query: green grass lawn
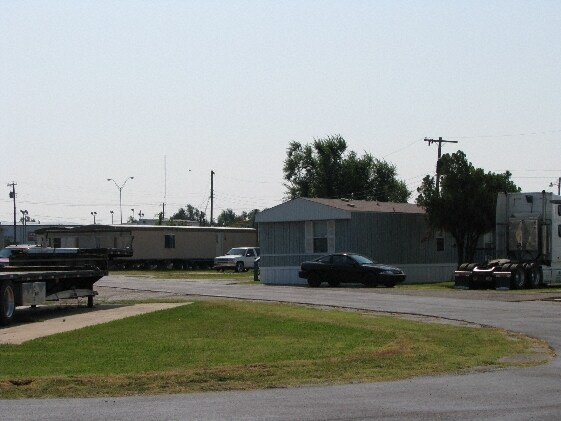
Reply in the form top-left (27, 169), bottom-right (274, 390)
top-left (0, 300), bottom-right (549, 399)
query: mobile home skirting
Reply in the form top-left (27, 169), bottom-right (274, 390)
top-left (260, 263), bottom-right (456, 285)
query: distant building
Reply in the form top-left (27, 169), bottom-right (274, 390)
top-left (0, 224), bottom-right (77, 246)
top-left (255, 197), bottom-right (457, 284)
top-left (136, 219), bottom-right (200, 226)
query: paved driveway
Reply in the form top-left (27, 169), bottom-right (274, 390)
top-left (2, 275), bottom-right (561, 420)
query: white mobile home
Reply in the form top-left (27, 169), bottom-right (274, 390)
top-left (35, 225), bottom-right (257, 269)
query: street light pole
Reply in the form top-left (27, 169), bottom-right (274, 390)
top-left (550, 177), bottom-right (561, 196)
top-left (110, 210), bottom-right (114, 224)
top-left (8, 182), bottom-right (17, 244)
top-left (91, 211), bottom-right (97, 224)
top-left (20, 209), bottom-right (28, 243)
top-left (107, 177), bottom-right (134, 224)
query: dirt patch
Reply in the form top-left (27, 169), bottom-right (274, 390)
top-left (0, 303), bottom-right (189, 345)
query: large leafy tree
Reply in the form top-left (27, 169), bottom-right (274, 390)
top-left (217, 208), bottom-right (259, 228)
top-left (283, 135), bottom-right (410, 202)
top-left (416, 151), bottom-right (519, 264)
top-left (170, 204), bottom-right (208, 226)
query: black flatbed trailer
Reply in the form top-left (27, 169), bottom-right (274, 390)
top-left (0, 246), bottom-right (131, 326)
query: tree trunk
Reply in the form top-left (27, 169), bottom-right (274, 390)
top-left (465, 233), bottom-right (481, 263)
top-left (454, 235), bottom-right (465, 267)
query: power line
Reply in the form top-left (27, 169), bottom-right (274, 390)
top-left (447, 128), bottom-right (561, 139)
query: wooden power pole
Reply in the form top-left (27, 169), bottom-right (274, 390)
top-left (210, 170), bottom-right (215, 226)
top-left (424, 137), bottom-right (458, 193)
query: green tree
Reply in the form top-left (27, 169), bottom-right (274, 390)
top-left (217, 208), bottom-right (237, 226)
top-left (216, 208), bottom-right (260, 228)
top-left (283, 135), bottom-right (410, 202)
top-left (416, 151), bottom-right (519, 264)
top-left (170, 205), bottom-right (208, 226)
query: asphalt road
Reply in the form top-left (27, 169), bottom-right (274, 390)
top-left (3, 275), bottom-right (561, 420)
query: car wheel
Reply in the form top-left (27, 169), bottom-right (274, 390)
top-left (327, 280), bottom-right (340, 287)
top-left (235, 262), bottom-right (245, 273)
top-left (307, 274), bottom-right (321, 288)
top-left (0, 281), bottom-right (16, 326)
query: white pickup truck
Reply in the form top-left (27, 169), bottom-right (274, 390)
top-left (214, 247), bottom-right (260, 272)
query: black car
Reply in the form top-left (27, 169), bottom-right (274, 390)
top-left (299, 253), bottom-right (406, 288)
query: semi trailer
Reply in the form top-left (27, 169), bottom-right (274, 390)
top-left (0, 245), bottom-right (130, 325)
top-left (455, 191), bottom-right (561, 290)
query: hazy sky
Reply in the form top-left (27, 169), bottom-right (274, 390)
top-left (2, 1), bottom-right (560, 225)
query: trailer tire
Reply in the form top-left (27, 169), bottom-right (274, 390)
top-left (510, 266), bottom-right (526, 289)
top-left (0, 281), bottom-right (16, 326)
top-left (526, 265), bottom-right (542, 289)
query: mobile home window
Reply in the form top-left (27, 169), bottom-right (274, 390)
top-left (436, 237), bottom-right (445, 252)
top-left (53, 238), bottom-right (61, 248)
top-left (313, 221), bottom-right (328, 253)
top-left (558, 225), bottom-right (561, 238)
top-left (164, 234), bottom-right (176, 249)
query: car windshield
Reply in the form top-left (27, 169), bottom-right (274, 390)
top-left (350, 254), bottom-right (376, 265)
top-left (226, 248), bottom-right (245, 256)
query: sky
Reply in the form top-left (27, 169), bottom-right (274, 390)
top-left (1, 0), bottom-right (560, 226)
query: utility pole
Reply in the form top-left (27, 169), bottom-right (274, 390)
top-left (424, 137), bottom-right (458, 193)
top-left (7, 182), bottom-right (17, 244)
top-left (210, 170), bottom-right (215, 226)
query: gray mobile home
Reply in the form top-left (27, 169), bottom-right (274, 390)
top-left (255, 198), bottom-right (457, 284)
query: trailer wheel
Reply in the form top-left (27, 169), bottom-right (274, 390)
top-left (0, 281), bottom-right (16, 326)
top-left (526, 265), bottom-right (542, 289)
top-left (510, 266), bottom-right (526, 289)
top-left (526, 265), bottom-right (540, 288)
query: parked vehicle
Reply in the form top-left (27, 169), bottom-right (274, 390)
top-left (0, 245), bottom-right (130, 325)
top-left (214, 247), bottom-right (260, 272)
top-left (298, 253), bottom-right (406, 288)
top-left (455, 191), bottom-right (561, 289)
